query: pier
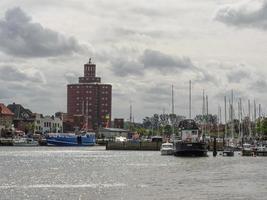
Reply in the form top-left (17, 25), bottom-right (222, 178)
top-left (106, 141), bottom-right (162, 151)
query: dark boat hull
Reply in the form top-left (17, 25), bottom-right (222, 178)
top-left (223, 151), bottom-right (234, 156)
top-left (174, 142), bottom-right (208, 157)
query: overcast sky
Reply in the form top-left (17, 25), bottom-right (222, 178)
top-left (0, 0), bottom-right (267, 122)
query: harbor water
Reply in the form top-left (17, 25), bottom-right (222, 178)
top-left (0, 146), bottom-right (266, 200)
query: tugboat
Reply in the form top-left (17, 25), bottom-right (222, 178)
top-left (174, 119), bottom-right (207, 157)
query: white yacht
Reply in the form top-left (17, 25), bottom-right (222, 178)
top-left (160, 142), bottom-right (174, 155)
top-left (13, 137), bottom-right (38, 146)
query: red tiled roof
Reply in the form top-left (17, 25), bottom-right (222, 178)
top-left (0, 103), bottom-right (14, 115)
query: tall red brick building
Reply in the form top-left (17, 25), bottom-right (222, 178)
top-left (67, 59), bottom-right (112, 130)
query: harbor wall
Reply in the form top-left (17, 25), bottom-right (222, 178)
top-left (207, 141), bottom-right (224, 151)
top-left (106, 141), bottom-right (162, 151)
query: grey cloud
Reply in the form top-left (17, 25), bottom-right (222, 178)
top-left (131, 7), bottom-right (163, 17)
top-left (110, 48), bottom-right (199, 77)
top-left (194, 69), bottom-right (218, 85)
top-left (227, 69), bottom-right (250, 83)
top-left (64, 72), bottom-right (79, 84)
top-left (0, 65), bottom-right (45, 83)
top-left (141, 49), bottom-right (195, 72)
top-left (114, 27), bottom-right (167, 39)
top-left (110, 59), bottom-right (144, 77)
top-left (0, 87), bottom-right (12, 99)
top-left (0, 7), bottom-right (87, 57)
top-left (142, 84), bottom-right (172, 104)
top-left (215, 1), bottom-right (267, 30)
top-left (249, 79), bottom-right (267, 93)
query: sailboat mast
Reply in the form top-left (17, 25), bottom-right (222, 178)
top-left (259, 104), bottom-right (261, 118)
top-left (171, 85), bottom-right (174, 115)
top-left (231, 90), bottom-right (234, 139)
top-left (259, 103), bottom-right (261, 136)
top-left (248, 100), bottom-right (251, 138)
top-left (254, 100), bottom-right (256, 122)
top-left (240, 98), bottom-right (243, 138)
top-left (202, 90), bottom-right (205, 136)
top-left (217, 105), bottom-right (221, 138)
top-left (206, 95), bottom-right (208, 135)
top-left (224, 96), bottom-right (227, 140)
top-left (189, 80), bottom-right (191, 119)
top-left (171, 85), bottom-right (174, 135)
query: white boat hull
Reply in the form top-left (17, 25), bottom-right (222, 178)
top-left (161, 149), bottom-right (174, 155)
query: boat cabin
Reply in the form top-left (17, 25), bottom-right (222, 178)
top-left (179, 119), bottom-right (199, 142)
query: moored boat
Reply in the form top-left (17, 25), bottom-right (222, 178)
top-left (160, 142), bottom-right (174, 155)
top-left (46, 132), bottom-right (95, 146)
top-left (242, 143), bottom-right (253, 156)
top-left (13, 137), bottom-right (38, 146)
top-left (255, 145), bottom-right (267, 156)
top-left (174, 119), bottom-right (208, 157)
top-left (223, 146), bottom-right (234, 157)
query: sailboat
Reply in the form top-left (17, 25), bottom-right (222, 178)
top-left (222, 92), bottom-right (235, 156)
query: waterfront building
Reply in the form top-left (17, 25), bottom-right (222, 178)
top-left (67, 59), bottom-right (112, 130)
top-left (7, 103), bottom-right (34, 133)
top-left (33, 113), bottom-right (63, 134)
top-left (0, 103), bottom-right (14, 130)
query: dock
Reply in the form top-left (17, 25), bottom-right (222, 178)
top-left (106, 141), bottom-right (162, 151)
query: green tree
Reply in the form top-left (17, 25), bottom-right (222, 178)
top-left (256, 117), bottom-right (267, 138)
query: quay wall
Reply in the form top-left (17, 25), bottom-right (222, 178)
top-left (106, 141), bottom-right (162, 151)
top-left (207, 141), bottom-right (224, 151)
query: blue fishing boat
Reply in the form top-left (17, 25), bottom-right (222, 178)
top-left (46, 132), bottom-right (95, 146)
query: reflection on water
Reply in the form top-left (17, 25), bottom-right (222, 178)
top-left (0, 146), bottom-right (266, 200)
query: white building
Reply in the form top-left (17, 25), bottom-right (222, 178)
top-left (34, 114), bottom-right (62, 134)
